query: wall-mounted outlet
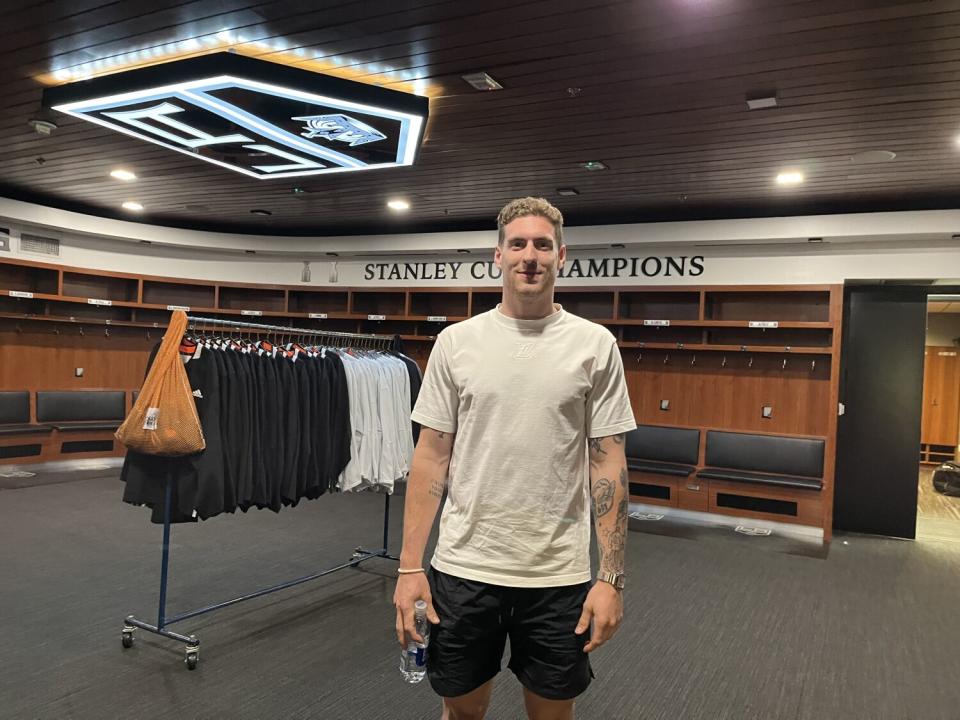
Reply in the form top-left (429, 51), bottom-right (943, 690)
top-left (660, 399), bottom-right (670, 411)
top-left (762, 405), bottom-right (773, 418)
top-left (75, 367), bottom-right (84, 378)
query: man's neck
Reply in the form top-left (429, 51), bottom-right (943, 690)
top-left (498, 293), bottom-right (557, 320)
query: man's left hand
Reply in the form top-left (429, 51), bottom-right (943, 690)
top-left (575, 581), bottom-right (623, 652)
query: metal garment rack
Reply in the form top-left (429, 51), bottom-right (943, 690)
top-left (122, 315), bottom-right (401, 669)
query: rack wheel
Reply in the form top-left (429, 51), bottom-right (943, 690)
top-left (185, 650), bottom-right (199, 670)
top-left (121, 631), bottom-right (134, 649)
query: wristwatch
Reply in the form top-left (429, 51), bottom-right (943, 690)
top-left (597, 571), bottom-right (625, 591)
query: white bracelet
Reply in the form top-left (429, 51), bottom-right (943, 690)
top-left (397, 567), bottom-right (426, 575)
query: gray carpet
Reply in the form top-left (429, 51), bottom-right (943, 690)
top-left (2, 469), bottom-right (960, 720)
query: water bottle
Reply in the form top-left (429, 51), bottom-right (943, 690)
top-left (399, 599), bottom-right (430, 683)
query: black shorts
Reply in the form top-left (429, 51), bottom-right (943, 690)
top-left (426, 567), bottom-right (593, 700)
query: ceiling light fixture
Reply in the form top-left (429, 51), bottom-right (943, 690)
top-left (28, 118), bottom-right (58, 135)
top-left (110, 168), bottom-right (137, 181)
top-left (387, 198), bottom-right (410, 212)
top-left (776, 171), bottom-right (804, 186)
top-left (580, 161), bottom-right (608, 171)
top-left (461, 72), bottom-right (503, 91)
top-left (457, 249), bottom-right (471, 254)
top-left (121, 201), bottom-right (144, 211)
top-left (556, 187), bottom-right (580, 196)
top-left (44, 53), bottom-right (429, 180)
top-left (250, 208), bottom-right (272, 216)
top-left (746, 93), bottom-right (778, 110)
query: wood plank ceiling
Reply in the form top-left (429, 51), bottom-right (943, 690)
top-left (0, 0), bottom-right (959, 235)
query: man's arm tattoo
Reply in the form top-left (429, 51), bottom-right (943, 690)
top-left (429, 476), bottom-right (446, 499)
top-left (593, 477), bottom-right (615, 516)
top-left (589, 437), bottom-right (605, 457)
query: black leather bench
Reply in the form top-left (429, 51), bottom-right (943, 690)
top-left (625, 425), bottom-right (700, 477)
top-left (697, 431), bottom-right (824, 491)
top-left (36, 390), bottom-right (126, 431)
top-left (0, 391), bottom-right (52, 436)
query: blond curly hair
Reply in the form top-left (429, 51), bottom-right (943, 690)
top-left (496, 197), bottom-right (564, 246)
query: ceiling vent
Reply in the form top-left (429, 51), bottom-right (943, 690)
top-left (20, 233), bottom-right (61, 257)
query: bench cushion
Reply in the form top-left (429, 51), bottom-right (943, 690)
top-left (625, 425), bottom-right (700, 465)
top-left (36, 391), bottom-right (126, 423)
top-left (704, 431), bottom-right (824, 479)
top-left (0, 423), bottom-right (53, 436)
top-left (697, 468), bottom-right (823, 491)
top-left (627, 459), bottom-right (695, 477)
top-left (0, 391), bottom-right (30, 424)
top-left (49, 421), bottom-right (122, 432)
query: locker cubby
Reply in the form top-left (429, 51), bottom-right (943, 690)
top-left (622, 325), bottom-right (703, 345)
top-left (705, 291), bottom-right (830, 322)
top-left (359, 319), bottom-right (417, 335)
top-left (555, 291), bottom-right (615, 319)
top-left (62, 272), bottom-right (138, 302)
top-left (218, 286), bottom-right (285, 312)
top-left (471, 292), bottom-right (499, 316)
top-left (288, 290), bottom-right (349, 314)
top-left (142, 280), bottom-right (216, 309)
top-left (618, 291), bottom-right (700, 320)
top-left (0, 296), bottom-right (47, 315)
top-left (706, 327), bottom-right (832, 348)
top-left (409, 291), bottom-right (468, 318)
top-left (351, 291), bottom-right (405, 316)
top-left (0, 262), bottom-right (58, 294)
top-left (301, 318), bottom-right (361, 334)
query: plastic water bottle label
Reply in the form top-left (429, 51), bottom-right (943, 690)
top-left (415, 646), bottom-right (426, 666)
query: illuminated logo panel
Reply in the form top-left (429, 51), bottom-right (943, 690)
top-left (43, 53), bottom-right (428, 180)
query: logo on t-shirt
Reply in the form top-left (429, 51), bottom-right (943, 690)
top-left (513, 342), bottom-right (535, 360)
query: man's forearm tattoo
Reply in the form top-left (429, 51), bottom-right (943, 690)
top-left (593, 477), bottom-right (615, 516)
top-left (589, 437), bottom-right (605, 457)
top-left (429, 477), bottom-right (446, 499)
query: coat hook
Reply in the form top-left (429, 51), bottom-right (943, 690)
top-left (748, 356), bottom-right (754, 368)
top-left (781, 357), bottom-right (787, 370)
top-left (664, 353), bottom-right (671, 365)
top-left (105, 327), bottom-right (110, 338)
top-left (637, 351), bottom-right (642, 363)
top-left (721, 355), bottom-right (728, 368)
top-left (811, 359), bottom-right (816, 372)
top-left (15, 323), bottom-right (22, 334)
top-left (691, 354), bottom-right (697, 366)
top-left (79, 325), bottom-right (84, 337)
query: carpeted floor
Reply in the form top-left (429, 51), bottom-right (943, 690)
top-left (2, 467), bottom-right (960, 720)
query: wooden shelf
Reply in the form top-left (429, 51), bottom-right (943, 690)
top-left (613, 319), bottom-right (831, 329)
top-left (618, 342), bottom-right (833, 355)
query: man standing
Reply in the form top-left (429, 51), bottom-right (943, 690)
top-left (395, 197), bottom-right (636, 720)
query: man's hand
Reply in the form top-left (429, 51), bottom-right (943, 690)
top-left (575, 581), bottom-right (623, 653)
top-left (394, 572), bottom-right (440, 646)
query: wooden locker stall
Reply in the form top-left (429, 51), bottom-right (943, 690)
top-left (920, 346), bottom-right (960, 464)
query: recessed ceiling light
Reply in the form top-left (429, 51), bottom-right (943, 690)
top-left (457, 249), bottom-right (471, 254)
top-left (250, 208), bottom-right (272, 216)
top-left (775, 171), bottom-right (804, 186)
top-left (110, 168), bottom-right (137, 181)
top-left (580, 161), bottom-right (608, 171)
top-left (461, 72), bottom-right (503, 91)
top-left (387, 198), bottom-right (410, 212)
top-left (807, 237), bottom-right (825, 243)
top-left (746, 93), bottom-right (778, 110)
top-left (611, 243), bottom-right (625, 249)
top-left (851, 150), bottom-right (896, 164)
top-left (326, 252), bottom-right (339, 257)
top-left (121, 201), bottom-right (143, 211)
top-left (556, 187), bottom-right (580, 196)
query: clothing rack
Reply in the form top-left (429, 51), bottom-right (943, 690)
top-left (122, 315), bottom-right (401, 670)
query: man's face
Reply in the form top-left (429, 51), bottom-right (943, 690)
top-left (495, 215), bottom-right (566, 300)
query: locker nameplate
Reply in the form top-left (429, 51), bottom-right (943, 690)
top-left (166, 305), bottom-right (190, 311)
top-left (367, 314), bottom-right (386, 321)
top-left (87, 298), bottom-right (113, 306)
top-left (643, 319), bottom-right (670, 327)
top-left (427, 315), bottom-right (447, 322)
top-left (748, 321), bottom-right (779, 328)
top-left (241, 310), bottom-right (263, 316)
top-left (8, 290), bottom-right (33, 298)
top-left (309, 313), bottom-right (328, 319)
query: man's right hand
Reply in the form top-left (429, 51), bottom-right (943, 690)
top-left (394, 572), bottom-right (440, 646)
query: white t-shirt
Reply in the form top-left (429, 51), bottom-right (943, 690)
top-left (411, 305), bottom-right (636, 587)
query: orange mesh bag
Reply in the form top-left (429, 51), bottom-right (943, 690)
top-left (116, 310), bottom-right (206, 456)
